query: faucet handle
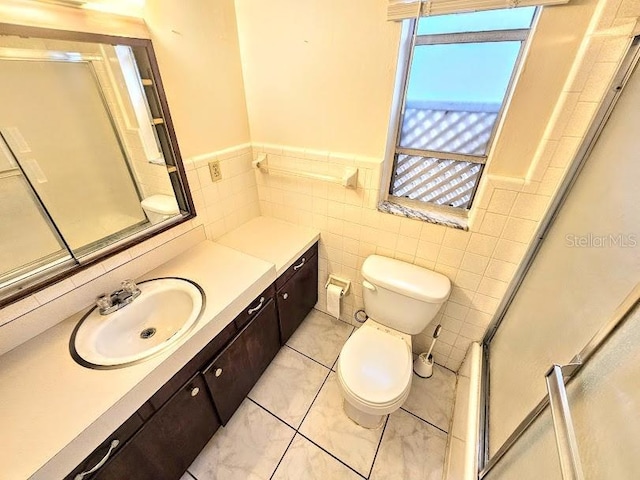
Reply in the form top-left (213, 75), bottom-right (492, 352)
top-left (121, 279), bottom-right (141, 297)
top-left (96, 294), bottom-right (113, 311)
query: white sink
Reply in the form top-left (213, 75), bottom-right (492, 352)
top-left (71, 278), bottom-right (204, 368)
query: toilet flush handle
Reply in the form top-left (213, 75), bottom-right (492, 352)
top-left (362, 280), bottom-right (376, 292)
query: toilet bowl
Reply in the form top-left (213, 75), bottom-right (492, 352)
top-left (337, 255), bottom-right (450, 428)
top-left (337, 319), bottom-right (413, 428)
top-left (140, 194), bottom-right (180, 224)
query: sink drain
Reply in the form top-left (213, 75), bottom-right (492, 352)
top-left (140, 327), bottom-right (156, 339)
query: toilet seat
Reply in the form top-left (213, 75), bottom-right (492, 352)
top-left (337, 324), bottom-right (412, 410)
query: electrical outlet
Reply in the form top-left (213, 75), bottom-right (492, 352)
top-left (209, 160), bottom-right (222, 182)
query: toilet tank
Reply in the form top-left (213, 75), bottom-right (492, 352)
top-left (361, 255), bottom-right (451, 335)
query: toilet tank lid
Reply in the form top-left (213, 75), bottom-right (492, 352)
top-left (141, 195), bottom-right (180, 215)
top-left (362, 255), bottom-right (451, 303)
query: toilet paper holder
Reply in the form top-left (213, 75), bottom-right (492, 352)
top-left (324, 274), bottom-right (351, 297)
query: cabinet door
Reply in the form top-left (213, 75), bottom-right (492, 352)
top-left (277, 253), bottom-right (318, 343)
top-left (94, 374), bottom-right (219, 480)
top-left (244, 298), bottom-right (280, 381)
top-left (204, 299), bottom-right (279, 425)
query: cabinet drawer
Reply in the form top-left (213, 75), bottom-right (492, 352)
top-left (234, 283), bottom-right (276, 330)
top-left (93, 374), bottom-right (219, 480)
top-left (64, 411), bottom-right (144, 480)
top-left (276, 243), bottom-right (318, 290)
top-left (204, 299), bottom-right (279, 424)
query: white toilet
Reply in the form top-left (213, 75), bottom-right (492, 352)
top-left (140, 194), bottom-right (180, 224)
top-left (337, 255), bottom-right (451, 428)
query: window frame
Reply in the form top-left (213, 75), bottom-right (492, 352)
top-left (385, 10), bottom-right (537, 213)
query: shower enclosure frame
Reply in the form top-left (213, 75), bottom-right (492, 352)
top-left (476, 34), bottom-right (640, 478)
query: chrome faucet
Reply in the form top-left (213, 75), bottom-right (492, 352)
top-left (96, 279), bottom-right (142, 315)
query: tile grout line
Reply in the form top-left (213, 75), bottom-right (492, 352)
top-left (283, 343), bottom-right (336, 371)
top-left (366, 415), bottom-right (390, 479)
top-left (253, 364), bottom-right (372, 479)
top-left (249, 369), bottom-right (358, 479)
top-left (435, 363), bottom-right (458, 375)
top-left (296, 431), bottom-right (368, 479)
top-left (184, 470), bottom-right (197, 480)
top-left (294, 367), bottom-right (332, 430)
top-left (262, 322), bottom-right (401, 478)
top-left (399, 407), bottom-right (449, 435)
top-left (247, 397), bottom-right (298, 430)
top-left (268, 432), bottom-right (297, 480)
top-left (256, 325), bottom-right (371, 478)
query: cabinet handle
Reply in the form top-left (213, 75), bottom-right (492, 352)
top-left (293, 257), bottom-right (306, 271)
top-left (190, 386), bottom-right (200, 397)
top-left (74, 439), bottom-right (119, 480)
top-left (247, 296), bottom-right (265, 315)
top-left (215, 368), bottom-right (223, 377)
top-left (282, 293), bottom-right (288, 300)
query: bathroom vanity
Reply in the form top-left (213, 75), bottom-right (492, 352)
top-left (0, 218), bottom-right (319, 480)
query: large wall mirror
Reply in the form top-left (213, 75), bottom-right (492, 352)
top-left (0, 24), bottom-right (195, 306)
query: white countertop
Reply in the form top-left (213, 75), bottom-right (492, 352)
top-left (0, 241), bottom-right (275, 480)
top-left (0, 217), bottom-right (320, 480)
top-left (217, 216), bottom-right (320, 276)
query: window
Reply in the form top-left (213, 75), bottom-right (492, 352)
top-left (389, 7), bottom-right (536, 211)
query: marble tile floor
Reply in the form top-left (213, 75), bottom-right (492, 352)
top-left (183, 309), bottom-right (457, 480)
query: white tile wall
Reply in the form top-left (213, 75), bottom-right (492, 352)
top-left (183, 143), bottom-right (261, 241)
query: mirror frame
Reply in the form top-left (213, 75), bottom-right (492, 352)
top-left (0, 22), bottom-right (196, 308)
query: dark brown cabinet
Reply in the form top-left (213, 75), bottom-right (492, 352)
top-left (93, 374), bottom-right (219, 480)
top-left (204, 298), bottom-right (279, 424)
top-left (276, 245), bottom-right (318, 343)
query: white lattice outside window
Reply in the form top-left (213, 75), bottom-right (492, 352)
top-left (388, 7), bottom-right (537, 211)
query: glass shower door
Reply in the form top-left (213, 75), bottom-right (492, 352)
top-left (482, 37), bottom-right (640, 477)
top-left (0, 138), bottom-right (70, 286)
top-left (484, 293), bottom-right (640, 480)
top-left (0, 57), bottom-right (146, 255)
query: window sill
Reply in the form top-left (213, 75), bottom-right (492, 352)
top-left (378, 198), bottom-right (469, 231)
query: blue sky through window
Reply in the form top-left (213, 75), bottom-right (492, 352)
top-left (405, 42), bottom-right (521, 107)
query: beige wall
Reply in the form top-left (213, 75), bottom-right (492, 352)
top-left (144, 0), bottom-right (251, 159)
top-left (235, 0), bottom-right (401, 158)
top-left (488, 0), bottom-right (598, 178)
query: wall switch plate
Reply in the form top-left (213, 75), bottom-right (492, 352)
top-left (208, 160), bottom-right (222, 182)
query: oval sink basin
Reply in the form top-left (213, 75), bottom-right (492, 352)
top-left (71, 278), bottom-right (205, 368)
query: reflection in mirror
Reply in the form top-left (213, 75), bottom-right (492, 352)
top-left (0, 30), bottom-right (194, 303)
top-left (0, 139), bottom-right (70, 282)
